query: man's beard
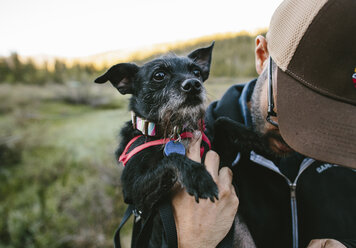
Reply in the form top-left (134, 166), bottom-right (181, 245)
top-left (249, 76), bottom-right (292, 159)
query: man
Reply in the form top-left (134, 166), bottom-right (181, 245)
top-left (172, 0), bottom-right (356, 247)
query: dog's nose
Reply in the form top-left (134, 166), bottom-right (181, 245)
top-left (181, 79), bottom-right (202, 94)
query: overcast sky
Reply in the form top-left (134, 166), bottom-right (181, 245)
top-left (0, 0), bottom-right (283, 58)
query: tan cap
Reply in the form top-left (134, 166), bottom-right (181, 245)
top-left (267, 0), bottom-right (356, 167)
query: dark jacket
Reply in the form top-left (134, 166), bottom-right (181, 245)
top-left (205, 80), bottom-right (356, 248)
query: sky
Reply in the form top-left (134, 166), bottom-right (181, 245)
top-left (0, 0), bottom-right (283, 58)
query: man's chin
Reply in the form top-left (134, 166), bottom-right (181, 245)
top-left (268, 137), bottom-right (294, 158)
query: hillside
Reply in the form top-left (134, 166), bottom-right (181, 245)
top-left (95, 31), bottom-right (264, 78)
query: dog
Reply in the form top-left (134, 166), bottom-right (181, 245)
top-left (95, 43), bottom-right (257, 248)
top-left (95, 43), bottom-right (219, 246)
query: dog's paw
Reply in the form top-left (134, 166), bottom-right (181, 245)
top-left (182, 163), bottom-right (219, 203)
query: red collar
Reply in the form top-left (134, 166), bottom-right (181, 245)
top-left (119, 132), bottom-right (211, 166)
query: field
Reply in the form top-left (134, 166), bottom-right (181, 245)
top-left (0, 77), bottom-right (251, 248)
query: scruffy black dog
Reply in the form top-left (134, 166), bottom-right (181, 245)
top-left (95, 43), bottom-right (218, 215)
top-left (95, 43), bottom-right (258, 248)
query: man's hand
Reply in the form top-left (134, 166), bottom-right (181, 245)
top-left (307, 239), bottom-right (346, 248)
top-left (171, 133), bottom-right (239, 248)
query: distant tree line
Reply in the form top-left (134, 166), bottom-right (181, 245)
top-left (0, 53), bottom-right (97, 85)
top-left (0, 34), bottom-right (260, 85)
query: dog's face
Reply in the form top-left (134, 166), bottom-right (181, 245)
top-left (95, 43), bottom-right (214, 135)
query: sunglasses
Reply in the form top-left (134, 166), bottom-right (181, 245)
top-left (266, 56), bottom-right (279, 127)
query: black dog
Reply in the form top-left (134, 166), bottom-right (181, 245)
top-left (95, 43), bottom-right (218, 244)
top-left (95, 43), bottom-right (259, 248)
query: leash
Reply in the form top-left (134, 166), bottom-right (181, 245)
top-left (114, 205), bottom-right (134, 248)
top-left (114, 201), bottom-right (178, 248)
top-left (158, 199), bottom-right (178, 248)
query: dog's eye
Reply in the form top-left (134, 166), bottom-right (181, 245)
top-left (193, 69), bottom-right (201, 77)
top-left (153, 71), bottom-right (166, 81)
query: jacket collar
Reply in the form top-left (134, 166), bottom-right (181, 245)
top-left (238, 79), bottom-right (256, 128)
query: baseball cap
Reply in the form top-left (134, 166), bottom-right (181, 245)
top-left (266, 0), bottom-right (356, 167)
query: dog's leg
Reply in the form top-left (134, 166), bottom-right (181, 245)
top-left (164, 153), bottom-right (219, 203)
top-left (122, 151), bottom-right (218, 212)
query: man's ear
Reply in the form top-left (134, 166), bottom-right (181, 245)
top-left (188, 41), bottom-right (214, 81)
top-left (94, 63), bottom-right (139, 95)
top-left (255, 35), bottom-right (269, 75)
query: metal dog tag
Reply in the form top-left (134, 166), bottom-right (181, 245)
top-left (164, 140), bottom-right (186, 156)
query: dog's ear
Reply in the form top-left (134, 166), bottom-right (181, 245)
top-left (94, 63), bottom-right (139, 95)
top-left (188, 41), bottom-right (214, 81)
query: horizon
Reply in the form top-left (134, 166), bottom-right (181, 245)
top-left (3, 30), bottom-right (264, 60)
top-left (0, 0), bottom-right (283, 58)
top-left (3, 31), bottom-right (263, 71)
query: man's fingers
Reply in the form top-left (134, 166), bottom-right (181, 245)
top-left (204, 150), bottom-right (220, 182)
top-left (324, 239), bottom-right (347, 248)
top-left (187, 132), bottom-right (202, 163)
top-left (307, 239), bottom-right (322, 248)
top-left (218, 167), bottom-right (233, 185)
top-left (217, 167), bottom-right (235, 199)
top-left (307, 239), bottom-right (347, 248)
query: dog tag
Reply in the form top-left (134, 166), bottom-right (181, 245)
top-left (164, 140), bottom-right (186, 156)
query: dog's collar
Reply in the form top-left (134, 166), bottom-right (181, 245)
top-left (131, 112), bottom-right (157, 136)
top-left (119, 132), bottom-right (212, 166)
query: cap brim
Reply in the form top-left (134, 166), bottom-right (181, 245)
top-left (277, 68), bottom-right (356, 168)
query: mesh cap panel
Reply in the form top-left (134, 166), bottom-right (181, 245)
top-left (266, 0), bottom-right (328, 71)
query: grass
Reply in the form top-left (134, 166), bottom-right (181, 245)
top-left (206, 77), bottom-right (252, 102)
top-left (0, 82), bottom-right (130, 248)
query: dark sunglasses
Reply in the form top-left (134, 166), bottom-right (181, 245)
top-left (266, 56), bottom-right (279, 127)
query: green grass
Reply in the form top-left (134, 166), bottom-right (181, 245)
top-left (0, 82), bottom-right (132, 248)
top-left (205, 77), bottom-right (251, 102)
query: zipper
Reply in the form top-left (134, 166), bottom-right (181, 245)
top-left (290, 183), bottom-right (298, 248)
top-left (250, 151), bottom-right (314, 248)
